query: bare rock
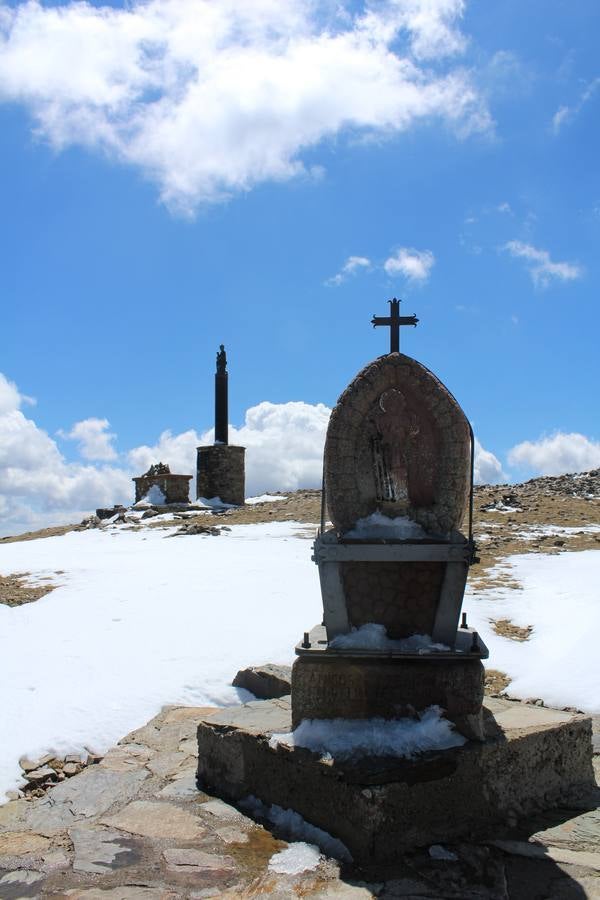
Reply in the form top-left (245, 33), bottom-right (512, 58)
top-left (232, 663), bottom-right (292, 699)
top-left (102, 800), bottom-right (206, 841)
top-left (162, 847), bottom-right (237, 877)
top-left (25, 766), bottom-right (57, 783)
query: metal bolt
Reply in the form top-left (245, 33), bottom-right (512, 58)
top-left (302, 632), bottom-right (311, 649)
top-left (471, 631), bottom-right (479, 652)
top-left (461, 612), bottom-right (468, 629)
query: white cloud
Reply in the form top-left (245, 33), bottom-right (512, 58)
top-left (552, 78), bottom-right (600, 134)
top-left (474, 437), bottom-right (505, 485)
top-left (503, 240), bottom-right (583, 288)
top-left (508, 432), bottom-right (600, 477)
top-left (384, 247), bottom-right (435, 283)
top-left (326, 255), bottom-right (371, 286)
top-left (127, 428), bottom-right (200, 481)
top-left (59, 417), bottom-right (117, 461)
top-left (0, 0), bottom-right (490, 213)
top-left (0, 372), bottom-right (131, 537)
top-left (0, 373), bottom-right (22, 416)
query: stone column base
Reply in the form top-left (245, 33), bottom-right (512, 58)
top-left (196, 445), bottom-right (245, 506)
top-left (292, 655), bottom-right (485, 740)
top-left (196, 697), bottom-right (595, 869)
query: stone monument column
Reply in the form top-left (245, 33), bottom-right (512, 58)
top-left (196, 345), bottom-right (245, 506)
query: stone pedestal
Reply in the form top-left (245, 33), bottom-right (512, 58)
top-left (292, 655), bottom-right (485, 739)
top-left (132, 473), bottom-right (192, 504)
top-left (196, 445), bottom-right (245, 506)
top-left (196, 697), bottom-right (595, 869)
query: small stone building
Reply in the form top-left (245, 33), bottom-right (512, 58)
top-left (133, 463), bottom-right (192, 505)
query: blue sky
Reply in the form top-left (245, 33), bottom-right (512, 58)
top-left (0, 0), bottom-right (599, 534)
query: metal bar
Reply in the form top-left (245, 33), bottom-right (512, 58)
top-left (468, 421), bottom-right (475, 544)
top-left (320, 465), bottom-right (326, 535)
top-left (315, 543), bottom-right (471, 563)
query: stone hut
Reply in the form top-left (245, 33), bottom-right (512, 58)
top-left (133, 463), bottom-right (192, 505)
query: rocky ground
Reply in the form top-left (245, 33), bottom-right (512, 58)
top-left (0, 700), bottom-right (599, 899)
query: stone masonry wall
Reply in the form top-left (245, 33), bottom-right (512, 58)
top-left (291, 656), bottom-right (484, 728)
top-left (133, 474), bottom-right (192, 504)
top-left (341, 560), bottom-right (445, 638)
top-left (196, 445), bottom-right (245, 506)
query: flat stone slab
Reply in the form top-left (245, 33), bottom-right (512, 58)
top-left (197, 697), bottom-right (595, 867)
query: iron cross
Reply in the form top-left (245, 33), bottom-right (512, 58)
top-left (371, 298), bottom-right (419, 353)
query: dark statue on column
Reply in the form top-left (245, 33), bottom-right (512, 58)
top-left (215, 344), bottom-right (228, 445)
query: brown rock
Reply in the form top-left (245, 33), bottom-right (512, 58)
top-left (162, 847), bottom-right (237, 876)
top-left (0, 831), bottom-right (51, 855)
top-left (102, 800), bottom-right (205, 841)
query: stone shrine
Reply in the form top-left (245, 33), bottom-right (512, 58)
top-left (294, 301), bottom-right (486, 740)
top-left (196, 301), bottom-right (593, 866)
top-left (196, 345), bottom-right (245, 506)
top-left (132, 462), bottom-right (192, 505)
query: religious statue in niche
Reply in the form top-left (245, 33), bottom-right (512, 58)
top-left (370, 389), bottom-right (438, 511)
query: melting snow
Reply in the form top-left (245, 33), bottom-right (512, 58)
top-left (268, 843), bottom-right (321, 874)
top-left (269, 706), bottom-right (466, 760)
top-left (344, 512), bottom-right (427, 540)
top-left (241, 796), bottom-right (351, 861)
top-left (330, 623), bottom-right (449, 653)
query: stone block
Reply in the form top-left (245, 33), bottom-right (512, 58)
top-left (196, 444), bottom-right (245, 506)
top-left (233, 664), bottom-right (292, 699)
top-left (196, 697), bottom-right (595, 868)
top-left (291, 656), bottom-right (485, 738)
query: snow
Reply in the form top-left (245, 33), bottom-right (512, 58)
top-left (329, 623), bottom-right (449, 653)
top-left (0, 521), bottom-right (321, 800)
top-left (467, 549), bottom-right (600, 712)
top-left (268, 843), bottom-right (321, 874)
top-left (515, 524), bottom-right (600, 540)
top-left (429, 844), bottom-right (458, 861)
top-left (241, 796), bottom-right (351, 861)
top-left (269, 706), bottom-right (466, 760)
top-left (246, 494), bottom-right (288, 505)
top-left (344, 512), bottom-right (426, 540)
top-left (196, 496), bottom-right (236, 509)
top-left (1, 513), bottom-right (598, 803)
top-left (142, 484), bottom-right (166, 505)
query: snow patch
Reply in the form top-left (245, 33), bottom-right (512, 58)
top-left (269, 706), bottom-right (466, 761)
top-left (246, 494), bottom-right (288, 505)
top-left (197, 496), bottom-right (237, 509)
top-left (429, 844), bottom-right (458, 861)
top-left (0, 521), bottom-right (322, 801)
top-left (142, 485), bottom-right (166, 505)
top-left (241, 796), bottom-right (351, 862)
top-left (330, 623), bottom-right (449, 653)
top-left (467, 549), bottom-right (600, 712)
top-left (268, 843), bottom-right (321, 874)
top-left (344, 512), bottom-right (427, 540)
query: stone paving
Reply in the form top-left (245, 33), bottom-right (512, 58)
top-left (1, 705), bottom-right (599, 899)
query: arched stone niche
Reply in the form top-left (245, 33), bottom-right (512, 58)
top-left (324, 353), bottom-right (471, 536)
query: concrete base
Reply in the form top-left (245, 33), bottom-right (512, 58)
top-left (196, 697), bottom-right (594, 868)
top-left (292, 654), bottom-right (485, 740)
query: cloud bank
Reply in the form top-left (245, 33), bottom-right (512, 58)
top-left (508, 432), bottom-right (600, 476)
top-left (0, 0), bottom-right (489, 213)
